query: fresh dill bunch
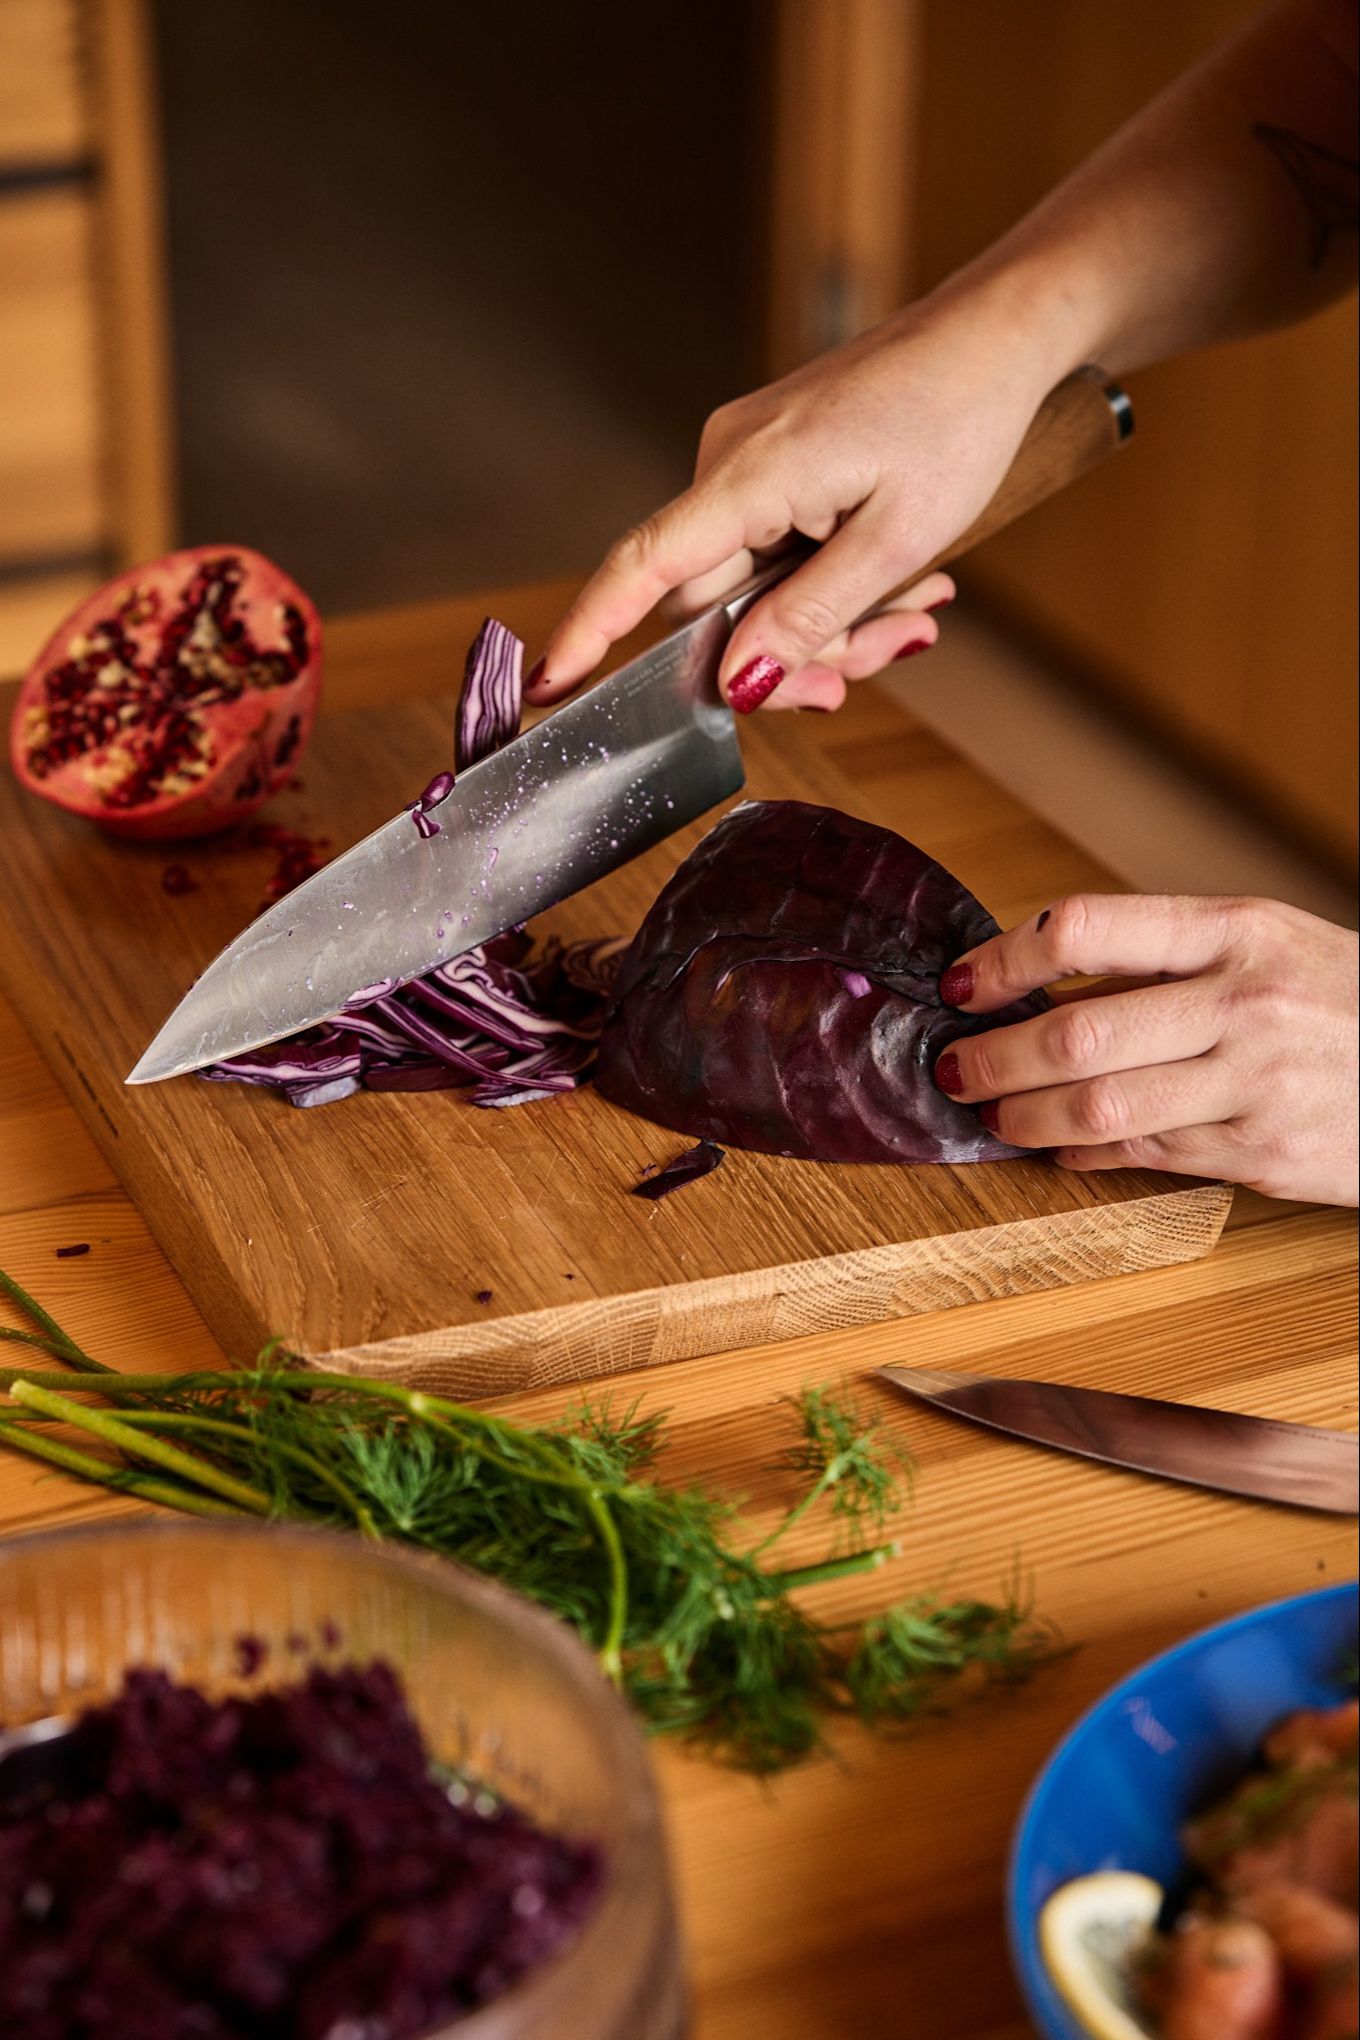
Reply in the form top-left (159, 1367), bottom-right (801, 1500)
top-left (0, 1270), bottom-right (1061, 1774)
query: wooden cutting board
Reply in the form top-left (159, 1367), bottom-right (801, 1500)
top-left (0, 588), bottom-right (1231, 1395)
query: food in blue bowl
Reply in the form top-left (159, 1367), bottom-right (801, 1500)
top-left (1008, 1584), bottom-right (1358, 2039)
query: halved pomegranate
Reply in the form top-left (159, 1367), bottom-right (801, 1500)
top-left (10, 546), bottom-right (322, 841)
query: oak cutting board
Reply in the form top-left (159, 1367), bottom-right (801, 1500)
top-left (0, 592), bottom-right (1232, 1395)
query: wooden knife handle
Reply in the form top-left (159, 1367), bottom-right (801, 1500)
top-left (882, 365), bottom-right (1133, 600)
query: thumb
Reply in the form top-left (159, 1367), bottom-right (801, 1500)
top-left (718, 505), bottom-right (913, 712)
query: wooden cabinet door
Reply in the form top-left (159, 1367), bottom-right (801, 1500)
top-left (911, 0), bottom-right (1357, 874)
top-left (0, 0), bottom-right (173, 676)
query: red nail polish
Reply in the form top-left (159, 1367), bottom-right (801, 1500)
top-left (979, 1100), bottom-right (1001, 1134)
top-left (526, 656), bottom-right (547, 691)
top-left (939, 962), bottom-right (974, 1007)
top-left (727, 654), bottom-right (785, 714)
top-left (935, 1052), bottom-right (964, 1096)
top-left (895, 639), bottom-right (931, 660)
top-left (926, 595), bottom-right (955, 613)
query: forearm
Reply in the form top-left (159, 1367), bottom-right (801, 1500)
top-left (924, 0), bottom-right (1358, 388)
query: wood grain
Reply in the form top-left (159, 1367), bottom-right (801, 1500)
top-left (0, 590), bottom-right (1354, 2040)
top-left (0, 0), bottom-right (86, 165)
top-left (913, 0), bottom-right (1359, 872)
top-left (85, 0), bottom-right (177, 565)
top-left (0, 594), bottom-right (1229, 1389)
top-left (0, 191), bottom-right (103, 558)
top-left (764, 0), bottom-right (923, 371)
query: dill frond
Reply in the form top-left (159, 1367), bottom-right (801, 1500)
top-left (0, 1269), bottom-right (1061, 1774)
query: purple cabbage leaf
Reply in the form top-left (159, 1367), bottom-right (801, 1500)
top-left (594, 799), bottom-right (1049, 1166)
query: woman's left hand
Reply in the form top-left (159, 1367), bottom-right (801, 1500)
top-left (933, 893), bottom-right (1360, 1206)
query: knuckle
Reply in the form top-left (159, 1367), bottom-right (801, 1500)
top-left (1044, 893), bottom-right (1101, 959)
top-left (1221, 969), bottom-right (1284, 1028)
top-left (1102, 1136), bottom-right (1155, 1170)
top-left (1072, 1076), bottom-right (1129, 1142)
top-left (1051, 1002), bottom-right (1107, 1076)
top-left (1219, 894), bottom-right (1288, 956)
top-left (771, 587), bottom-right (845, 653)
top-left (611, 514), bottom-right (667, 576)
top-left (964, 1036), bottom-right (998, 1097)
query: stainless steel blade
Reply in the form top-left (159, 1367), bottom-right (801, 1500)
top-left (127, 605), bottom-right (743, 1085)
top-left (877, 1363), bottom-right (1359, 1515)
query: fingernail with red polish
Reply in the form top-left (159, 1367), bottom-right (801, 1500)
top-left (939, 962), bottom-right (974, 1007)
top-left (935, 1052), bottom-right (964, 1096)
top-left (896, 638), bottom-right (931, 660)
top-left (927, 595), bottom-right (955, 613)
top-left (979, 1100), bottom-right (1001, 1134)
top-left (727, 654), bottom-right (785, 714)
top-left (525, 657), bottom-right (547, 691)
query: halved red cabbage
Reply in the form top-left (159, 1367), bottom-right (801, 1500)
top-left (206, 621), bottom-right (623, 1109)
top-left (595, 799), bottom-right (1050, 1166)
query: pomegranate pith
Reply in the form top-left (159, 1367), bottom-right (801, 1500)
top-left (11, 546), bottom-right (323, 840)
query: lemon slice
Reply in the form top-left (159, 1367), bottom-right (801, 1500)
top-left (1039, 1870), bottom-right (1163, 2040)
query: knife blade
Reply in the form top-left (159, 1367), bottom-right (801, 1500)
top-left (877, 1363), bottom-right (1359, 1514)
top-left (127, 366), bottom-right (1132, 1087)
top-left (126, 603), bottom-right (745, 1085)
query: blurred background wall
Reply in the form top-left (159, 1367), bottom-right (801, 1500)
top-left (0, 0), bottom-right (1355, 886)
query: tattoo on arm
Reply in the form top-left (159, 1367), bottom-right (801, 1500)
top-left (1253, 123), bottom-right (1360, 268)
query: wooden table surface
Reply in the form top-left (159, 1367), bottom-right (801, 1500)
top-left (1, 581), bottom-right (1356, 2039)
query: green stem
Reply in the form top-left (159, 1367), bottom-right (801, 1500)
top-left (0, 1327), bottom-right (80, 1364)
top-left (0, 1269), bottom-right (111, 1374)
top-left (764, 1543), bottom-right (898, 1594)
top-left (0, 1369), bottom-right (214, 1395)
top-left (0, 1418), bottom-right (249, 1518)
top-left (750, 1459), bottom-right (845, 1559)
top-left (111, 1410), bottom-right (381, 1538)
top-left (8, 1381), bottom-right (272, 1516)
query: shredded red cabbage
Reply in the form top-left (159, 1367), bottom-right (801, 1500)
top-left (206, 623), bottom-right (626, 1110)
top-left (632, 1140), bottom-right (726, 1199)
top-left (456, 617), bottom-right (523, 774)
top-left (204, 930), bottom-right (623, 1110)
top-left (410, 770), bottom-right (455, 838)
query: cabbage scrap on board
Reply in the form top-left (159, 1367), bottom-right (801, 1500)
top-left (595, 799), bottom-right (1049, 1165)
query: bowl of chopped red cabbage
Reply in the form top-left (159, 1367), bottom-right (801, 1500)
top-left (0, 1520), bottom-right (684, 2039)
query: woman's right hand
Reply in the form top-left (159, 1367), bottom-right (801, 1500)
top-left (527, 279), bottom-right (1074, 714)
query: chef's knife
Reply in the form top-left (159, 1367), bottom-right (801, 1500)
top-left (127, 368), bottom-right (1132, 1087)
top-left (877, 1363), bottom-right (1359, 1514)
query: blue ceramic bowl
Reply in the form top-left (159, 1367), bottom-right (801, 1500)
top-left (1009, 1582), bottom-right (1358, 2039)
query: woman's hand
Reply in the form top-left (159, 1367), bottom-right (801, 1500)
top-left (932, 893), bottom-right (1360, 1205)
top-left (527, 282), bottom-right (1069, 714)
